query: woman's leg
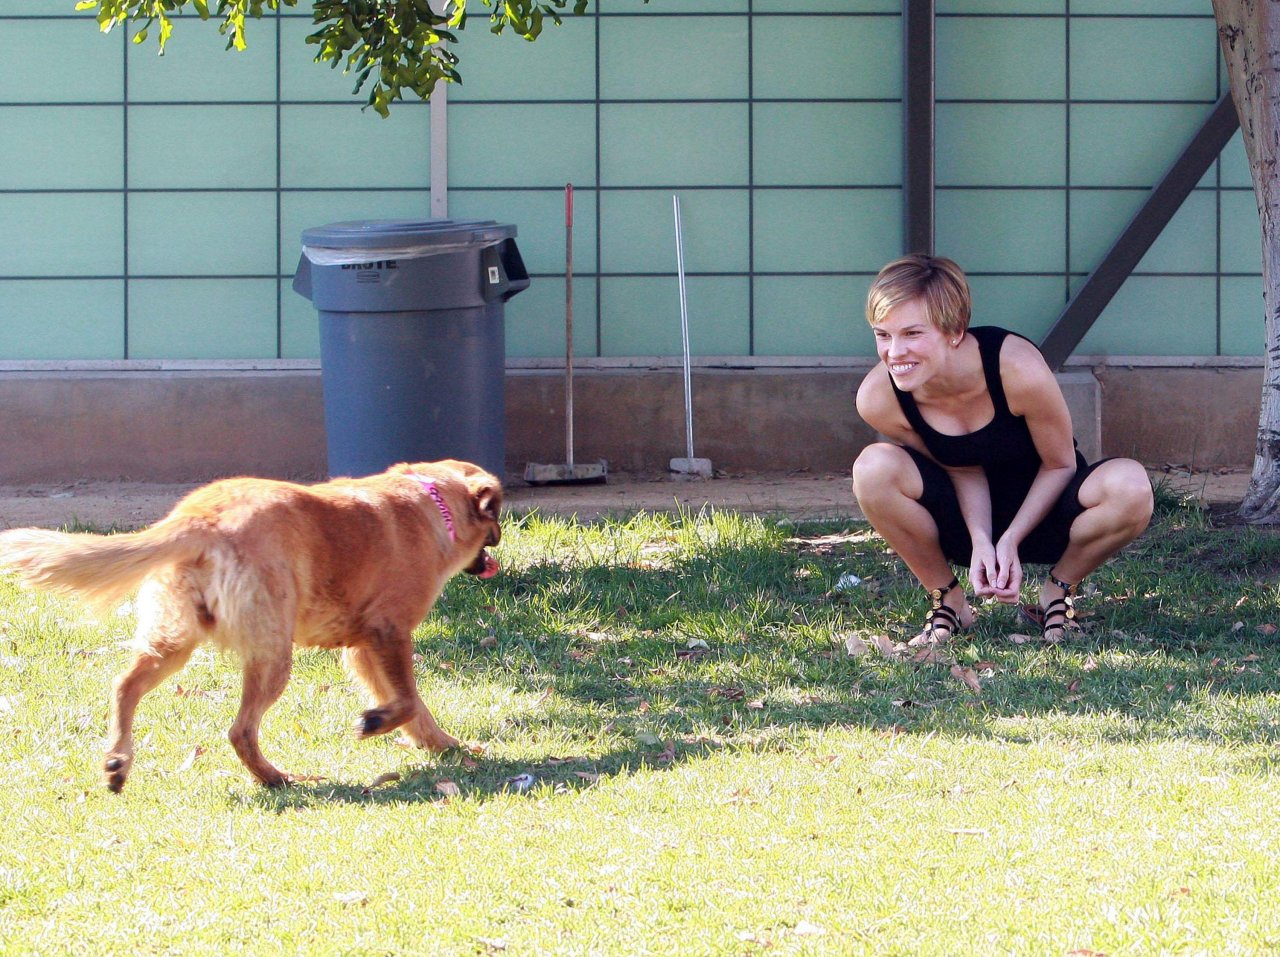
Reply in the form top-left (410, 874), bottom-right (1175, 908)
top-left (851, 443), bottom-right (974, 632)
top-left (1037, 458), bottom-right (1154, 638)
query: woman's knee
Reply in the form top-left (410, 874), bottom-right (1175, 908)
top-left (851, 443), bottom-right (918, 504)
top-left (1086, 459), bottom-right (1154, 528)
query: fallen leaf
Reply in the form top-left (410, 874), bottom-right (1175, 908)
top-left (912, 645), bottom-right (952, 665)
top-left (950, 664), bottom-right (982, 694)
top-left (871, 634), bottom-right (899, 657)
top-left (792, 921), bottom-right (826, 937)
top-left (842, 634), bottom-right (870, 657)
top-left (710, 686), bottom-right (746, 700)
top-left (1242, 654), bottom-right (1262, 662)
top-left (435, 780), bottom-right (461, 797)
top-left (1008, 632), bottom-right (1033, 644)
top-left (507, 772), bottom-right (536, 792)
top-left (686, 638), bottom-right (711, 651)
top-left (746, 699), bottom-right (765, 710)
top-left (475, 938), bottom-right (508, 953)
top-left (1066, 679), bottom-right (1081, 693)
top-left (362, 772), bottom-right (400, 793)
top-left (1231, 621), bottom-right (1245, 632)
top-left (333, 891), bottom-right (368, 906)
top-left (177, 745), bottom-right (205, 772)
top-left (573, 771), bottom-right (600, 783)
top-left (479, 635), bottom-right (498, 650)
top-left (1257, 623), bottom-right (1277, 636)
top-left (656, 741), bottom-right (677, 763)
top-left (1082, 655), bottom-right (1099, 671)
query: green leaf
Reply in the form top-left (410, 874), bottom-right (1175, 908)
top-left (74, 1), bottom-right (98, 9)
top-left (131, 25), bottom-right (148, 43)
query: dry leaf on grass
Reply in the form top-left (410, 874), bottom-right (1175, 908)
top-left (177, 745), bottom-right (205, 772)
top-left (871, 634), bottom-right (900, 657)
top-left (1257, 623), bottom-right (1277, 636)
top-left (912, 645), bottom-right (952, 666)
top-left (1007, 632), bottom-right (1034, 644)
top-left (435, 780), bottom-right (461, 798)
top-left (842, 634), bottom-right (870, 657)
top-left (791, 921), bottom-right (826, 937)
top-left (333, 891), bottom-right (369, 906)
top-left (362, 772), bottom-right (401, 793)
top-left (949, 664), bottom-right (982, 694)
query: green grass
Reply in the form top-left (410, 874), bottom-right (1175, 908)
top-left (2, 497), bottom-right (1280, 954)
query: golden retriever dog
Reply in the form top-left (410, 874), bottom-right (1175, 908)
top-left (0, 459), bottom-right (502, 792)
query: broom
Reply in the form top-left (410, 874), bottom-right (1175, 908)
top-left (524, 184), bottom-right (607, 486)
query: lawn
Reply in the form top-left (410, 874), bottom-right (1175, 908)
top-left (1, 491), bottom-right (1280, 954)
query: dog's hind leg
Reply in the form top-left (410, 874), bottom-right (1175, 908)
top-left (343, 638), bottom-right (460, 752)
top-left (104, 578), bottom-right (201, 792)
top-left (104, 642), bottom-right (196, 793)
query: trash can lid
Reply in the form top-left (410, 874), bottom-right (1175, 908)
top-left (301, 218), bottom-right (516, 250)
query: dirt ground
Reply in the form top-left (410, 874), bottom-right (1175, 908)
top-left (0, 467), bottom-right (1254, 530)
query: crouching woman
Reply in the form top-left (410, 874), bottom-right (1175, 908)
top-left (851, 254), bottom-right (1153, 642)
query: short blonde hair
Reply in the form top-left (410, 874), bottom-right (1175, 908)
top-left (865, 254), bottom-right (972, 338)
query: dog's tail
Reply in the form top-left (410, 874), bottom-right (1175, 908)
top-left (0, 523), bottom-right (209, 612)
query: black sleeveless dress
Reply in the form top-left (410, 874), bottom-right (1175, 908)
top-left (890, 326), bottom-right (1107, 566)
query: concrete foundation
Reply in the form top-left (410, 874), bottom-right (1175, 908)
top-left (0, 359), bottom-right (1258, 483)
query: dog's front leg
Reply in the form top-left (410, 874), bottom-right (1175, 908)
top-left (343, 643), bottom-right (460, 752)
top-left (229, 650), bottom-right (294, 787)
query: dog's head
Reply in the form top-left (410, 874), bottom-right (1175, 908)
top-left (396, 460), bottom-right (503, 578)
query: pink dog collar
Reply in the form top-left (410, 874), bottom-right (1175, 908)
top-left (409, 475), bottom-right (456, 542)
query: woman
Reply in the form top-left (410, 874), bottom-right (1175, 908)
top-left (852, 255), bottom-right (1153, 642)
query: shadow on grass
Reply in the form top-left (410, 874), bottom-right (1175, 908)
top-left (241, 504), bottom-right (1280, 808)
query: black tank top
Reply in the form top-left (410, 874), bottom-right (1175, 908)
top-left (889, 326), bottom-right (1083, 488)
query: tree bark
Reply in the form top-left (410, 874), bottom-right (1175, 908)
top-left (1213, 0), bottom-right (1280, 523)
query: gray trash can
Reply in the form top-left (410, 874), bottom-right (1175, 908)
top-left (292, 219), bottom-right (529, 479)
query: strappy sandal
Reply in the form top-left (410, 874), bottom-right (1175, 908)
top-left (913, 575), bottom-right (967, 645)
top-left (1018, 570), bottom-right (1078, 643)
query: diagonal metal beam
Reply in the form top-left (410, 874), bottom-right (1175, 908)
top-left (903, 0), bottom-right (935, 255)
top-left (1040, 93), bottom-right (1240, 370)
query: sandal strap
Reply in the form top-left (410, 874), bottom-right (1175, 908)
top-left (925, 602), bottom-right (961, 640)
top-left (1047, 569), bottom-right (1078, 595)
top-left (1040, 594), bottom-right (1076, 638)
top-left (929, 576), bottom-right (960, 608)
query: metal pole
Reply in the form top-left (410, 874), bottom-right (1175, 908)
top-left (565, 184), bottom-right (575, 469)
top-left (673, 195), bottom-right (694, 461)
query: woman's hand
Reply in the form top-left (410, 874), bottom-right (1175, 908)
top-left (989, 535), bottom-right (1023, 603)
top-left (968, 540), bottom-right (1000, 599)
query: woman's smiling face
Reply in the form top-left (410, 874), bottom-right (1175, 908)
top-left (872, 297), bottom-right (951, 389)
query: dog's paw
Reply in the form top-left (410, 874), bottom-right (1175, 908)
top-left (358, 708), bottom-right (390, 738)
top-left (102, 754), bottom-right (130, 793)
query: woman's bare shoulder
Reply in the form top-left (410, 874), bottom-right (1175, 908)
top-left (997, 332), bottom-right (1062, 410)
top-left (856, 365), bottom-right (908, 434)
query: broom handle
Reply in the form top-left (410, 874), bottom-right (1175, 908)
top-left (673, 195), bottom-right (694, 461)
top-left (565, 184), bottom-right (575, 470)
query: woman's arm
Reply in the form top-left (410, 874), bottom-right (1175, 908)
top-left (858, 368), bottom-right (1000, 589)
top-left (989, 336), bottom-right (1079, 599)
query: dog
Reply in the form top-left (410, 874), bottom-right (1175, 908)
top-left (0, 459), bottom-right (502, 792)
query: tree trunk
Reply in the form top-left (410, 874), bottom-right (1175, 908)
top-left (1213, 0), bottom-right (1280, 523)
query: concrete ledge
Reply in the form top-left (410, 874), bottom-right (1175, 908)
top-left (0, 361), bottom-right (1249, 483)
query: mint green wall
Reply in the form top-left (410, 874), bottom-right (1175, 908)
top-left (0, 2), bottom-right (1260, 360)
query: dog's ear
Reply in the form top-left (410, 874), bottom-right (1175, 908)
top-left (470, 484), bottom-right (502, 523)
